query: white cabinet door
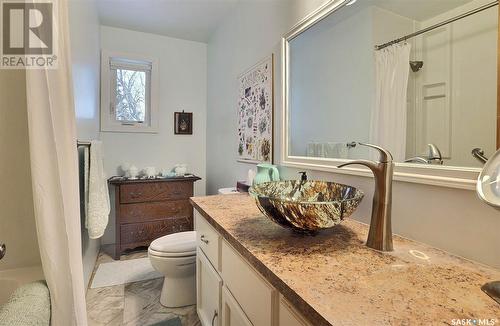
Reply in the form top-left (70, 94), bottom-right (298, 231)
top-left (221, 240), bottom-right (275, 326)
top-left (221, 285), bottom-right (253, 326)
top-left (197, 249), bottom-right (222, 326)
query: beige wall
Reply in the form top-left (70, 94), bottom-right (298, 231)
top-left (0, 70), bottom-right (41, 270)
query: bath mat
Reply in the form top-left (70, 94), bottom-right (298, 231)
top-left (148, 317), bottom-right (182, 326)
top-left (91, 258), bottom-right (162, 288)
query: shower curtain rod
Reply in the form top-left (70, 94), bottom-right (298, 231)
top-left (375, 0), bottom-right (499, 50)
top-left (77, 140), bottom-right (91, 147)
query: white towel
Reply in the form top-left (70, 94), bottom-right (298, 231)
top-left (0, 281), bottom-right (50, 326)
top-left (83, 146), bottom-right (89, 227)
top-left (87, 140), bottom-right (110, 239)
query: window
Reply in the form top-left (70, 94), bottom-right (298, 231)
top-left (101, 51), bottom-right (159, 132)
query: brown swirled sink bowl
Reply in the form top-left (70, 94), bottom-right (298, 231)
top-left (249, 180), bottom-right (364, 233)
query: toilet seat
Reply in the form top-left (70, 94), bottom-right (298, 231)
top-left (148, 231), bottom-right (196, 257)
top-left (148, 248), bottom-right (196, 257)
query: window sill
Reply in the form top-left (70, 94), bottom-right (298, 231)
top-left (100, 124), bottom-right (158, 133)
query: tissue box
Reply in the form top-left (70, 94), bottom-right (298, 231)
top-left (236, 181), bottom-right (251, 193)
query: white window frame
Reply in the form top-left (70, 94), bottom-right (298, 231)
top-left (100, 50), bottom-right (159, 133)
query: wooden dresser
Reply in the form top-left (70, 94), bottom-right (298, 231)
top-left (108, 176), bottom-right (201, 260)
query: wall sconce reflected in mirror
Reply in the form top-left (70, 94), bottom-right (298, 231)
top-left (410, 61), bottom-right (424, 72)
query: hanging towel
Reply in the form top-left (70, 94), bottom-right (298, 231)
top-left (82, 146), bottom-right (90, 227)
top-left (87, 140), bottom-right (110, 239)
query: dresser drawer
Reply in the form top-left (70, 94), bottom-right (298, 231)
top-left (120, 181), bottom-right (193, 203)
top-left (194, 211), bottom-right (220, 271)
top-left (120, 217), bottom-right (192, 245)
top-left (120, 200), bottom-right (192, 224)
top-left (221, 240), bottom-right (276, 326)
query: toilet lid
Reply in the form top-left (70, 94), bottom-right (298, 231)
top-left (150, 231), bottom-right (197, 255)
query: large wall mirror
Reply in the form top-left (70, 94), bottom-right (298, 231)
top-left (282, 0), bottom-right (499, 189)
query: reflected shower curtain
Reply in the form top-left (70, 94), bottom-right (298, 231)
top-left (370, 43), bottom-right (411, 161)
top-left (25, 0), bottom-right (87, 324)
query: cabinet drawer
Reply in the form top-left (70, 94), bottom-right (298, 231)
top-left (221, 240), bottom-right (276, 326)
top-left (120, 218), bottom-right (192, 244)
top-left (120, 181), bottom-right (193, 203)
top-left (279, 295), bottom-right (311, 326)
top-left (120, 200), bottom-right (192, 224)
top-left (195, 211), bottom-right (220, 271)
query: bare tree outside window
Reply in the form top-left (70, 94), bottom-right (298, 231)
top-left (115, 69), bottom-right (146, 122)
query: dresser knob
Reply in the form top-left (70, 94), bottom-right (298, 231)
top-left (200, 235), bottom-right (209, 244)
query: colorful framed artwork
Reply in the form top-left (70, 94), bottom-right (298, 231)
top-left (174, 111), bottom-right (193, 135)
top-left (237, 54), bottom-right (274, 163)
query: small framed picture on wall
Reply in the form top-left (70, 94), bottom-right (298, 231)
top-left (174, 111), bottom-right (193, 135)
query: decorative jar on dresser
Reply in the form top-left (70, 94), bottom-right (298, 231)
top-left (108, 176), bottom-right (201, 260)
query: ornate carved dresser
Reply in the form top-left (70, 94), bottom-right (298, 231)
top-left (108, 176), bottom-right (201, 260)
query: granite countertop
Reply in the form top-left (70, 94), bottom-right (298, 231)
top-left (190, 194), bottom-right (500, 326)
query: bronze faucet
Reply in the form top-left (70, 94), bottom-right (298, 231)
top-left (338, 142), bottom-right (394, 251)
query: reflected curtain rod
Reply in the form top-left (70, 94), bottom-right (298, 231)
top-left (375, 0), bottom-right (499, 50)
top-left (77, 140), bottom-right (91, 147)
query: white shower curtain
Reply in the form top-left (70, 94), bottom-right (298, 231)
top-left (370, 43), bottom-right (412, 161)
top-left (25, 0), bottom-right (87, 324)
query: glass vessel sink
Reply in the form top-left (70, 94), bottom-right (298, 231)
top-left (249, 180), bottom-right (364, 233)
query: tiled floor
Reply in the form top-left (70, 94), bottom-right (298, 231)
top-left (86, 250), bottom-right (201, 326)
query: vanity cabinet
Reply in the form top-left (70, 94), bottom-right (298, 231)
top-left (109, 176), bottom-right (200, 259)
top-left (194, 211), bottom-right (310, 326)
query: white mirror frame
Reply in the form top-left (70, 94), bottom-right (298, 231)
top-left (281, 0), bottom-right (480, 190)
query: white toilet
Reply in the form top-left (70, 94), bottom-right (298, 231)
top-left (148, 231), bottom-right (197, 307)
